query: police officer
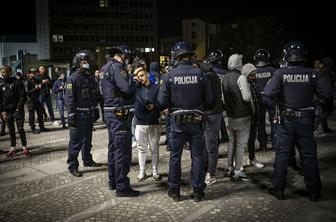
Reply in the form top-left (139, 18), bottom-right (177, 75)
top-left (0, 65), bottom-right (29, 157)
top-left (65, 50), bottom-right (101, 177)
top-left (100, 45), bottom-right (140, 197)
top-left (254, 49), bottom-right (276, 150)
top-left (264, 41), bottom-right (333, 202)
top-left (206, 49), bottom-right (229, 143)
top-left (158, 41), bottom-right (213, 202)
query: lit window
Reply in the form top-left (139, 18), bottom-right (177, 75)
top-left (99, 0), bottom-right (108, 7)
top-left (53, 35), bottom-right (63, 43)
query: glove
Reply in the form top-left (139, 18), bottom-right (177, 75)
top-left (93, 107), bottom-right (100, 122)
top-left (68, 113), bottom-right (77, 128)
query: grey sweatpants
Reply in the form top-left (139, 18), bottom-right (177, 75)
top-left (227, 116), bottom-right (251, 171)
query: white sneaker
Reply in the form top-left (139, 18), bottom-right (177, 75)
top-left (52, 121), bottom-right (60, 126)
top-left (205, 172), bottom-right (217, 186)
top-left (152, 171), bottom-right (161, 181)
top-left (137, 171), bottom-right (146, 182)
top-left (247, 159), bottom-right (265, 168)
top-left (132, 141), bottom-right (137, 148)
top-left (231, 170), bottom-right (250, 182)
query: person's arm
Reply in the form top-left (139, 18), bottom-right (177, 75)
top-left (17, 81), bottom-right (27, 110)
top-left (157, 73), bottom-right (171, 110)
top-left (112, 64), bottom-right (137, 94)
top-left (237, 75), bottom-right (252, 102)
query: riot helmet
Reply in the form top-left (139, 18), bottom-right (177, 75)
top-left (171, 41), bottom-right (194, 59)
top-left (283, 41), bottom-right (307, 62)
top-left (72, 50), bottom-right (94, 71)
top-left (206, 49), bottom-right (224, 63)
top-left (254, 49), bottom-right (270, 66)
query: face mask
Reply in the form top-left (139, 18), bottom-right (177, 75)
top-left (81, 63), bottom-right (90, 69)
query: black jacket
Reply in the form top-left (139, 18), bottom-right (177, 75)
top-left (0, 77), bottom-right (27, 112)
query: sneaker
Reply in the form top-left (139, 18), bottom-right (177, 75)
top-left (204, 174), bottom-right (217, 186)
top-left (224, 167), bottom-right (233, 178)
top-left (40, 127), bottom-right (50, 132)
top-left (231, 170), bottom-right (250, 182)
top-left (32, 128), bottom-right (40, 134)
top-left (137, 171), bottom-right (146, 182)
top-left (52, 121), bottom-right (60, 126)
top-left (23, 147), bottom-right (31, 157)
top-left (152, 171), bottom-right (161, 181)
top-left (6, 148), bottom-right (17, 157)
top-left (247, 158), bottom-right (264, 168)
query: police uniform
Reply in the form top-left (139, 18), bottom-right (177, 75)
top-left (263, 42), bottom-right (333, 201)
top-left (158, 42), bottom-right (212, 201)
top-left (65, 62), bottom-right (99, 175)
top-left (100, 53), bottom-right (138, 195)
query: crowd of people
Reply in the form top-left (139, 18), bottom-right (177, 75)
top-left (0, 40), bottom-right (335, 203)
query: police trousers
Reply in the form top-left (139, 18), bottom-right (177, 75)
top-left (168, 116), bottom-right (206, 192)
top-left (272, 118), bottom-right (321, 193)
top-left (105, 111), bottom-right (133, 191)
top-left (67, 111), bottom-right (94, 170)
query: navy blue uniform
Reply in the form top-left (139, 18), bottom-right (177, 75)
top-left (158, 60), bottom-right (213, 194)
top-left (256, 65), bottom-right (276, 149)
top-left (100, 58), bottom-right (137, 191)
top-left (65, 70), bottom-right (98, 171)
top-left (264, 65), bottom-right (333, 194)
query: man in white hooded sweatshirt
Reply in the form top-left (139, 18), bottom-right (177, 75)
top-left (222, 54), bottom-right (252, 181)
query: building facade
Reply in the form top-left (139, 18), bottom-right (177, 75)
top-left (182, 18), bottom-right (219, 60)
top-left (36, 0), bottom-right (158, 67)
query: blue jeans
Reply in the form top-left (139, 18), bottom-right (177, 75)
top-left (39, 94), bottom-right (55, 122)
top-left (57, 99), bottom-right (66, 126)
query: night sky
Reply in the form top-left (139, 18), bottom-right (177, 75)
top-left (1, 0), bottom-right (335, 59)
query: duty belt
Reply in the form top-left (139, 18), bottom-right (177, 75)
top-left (104, 105), bottom-right (135, 112)
top-left (281, 108), bottom-right (314, 120)
top-left (171, 109), bottom-right (204, 124)
top-left (76, 107), bottom-right (91, 112)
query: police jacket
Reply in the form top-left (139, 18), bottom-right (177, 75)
top-left (100, 58), bottom-right (137, 108)
top-left (52, 79), bottom-right (66, 100)
top-left (222, 70), bottom-right (252, 118)
top-left (255, 65), bottom-right (275, 93)
top-left (158, 60), bottom-right (213, 111)
top-left (263, 63), bottom-right (333, 110)
top-left (200, 62), bottom-right (224, 115)
top-left (135, 82), bottom-right (160, 125)
top-left (24, 77), bottom-right (41, 105)
top-left (213, 63), bottom-right (226, 75)
top-left (0, 77), bottom-right (27, 112)
top-left (65, 70), bottom-right (97, 114)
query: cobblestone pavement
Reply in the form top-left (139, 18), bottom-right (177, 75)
top-left (0, 112), bottom-right (336, 222)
